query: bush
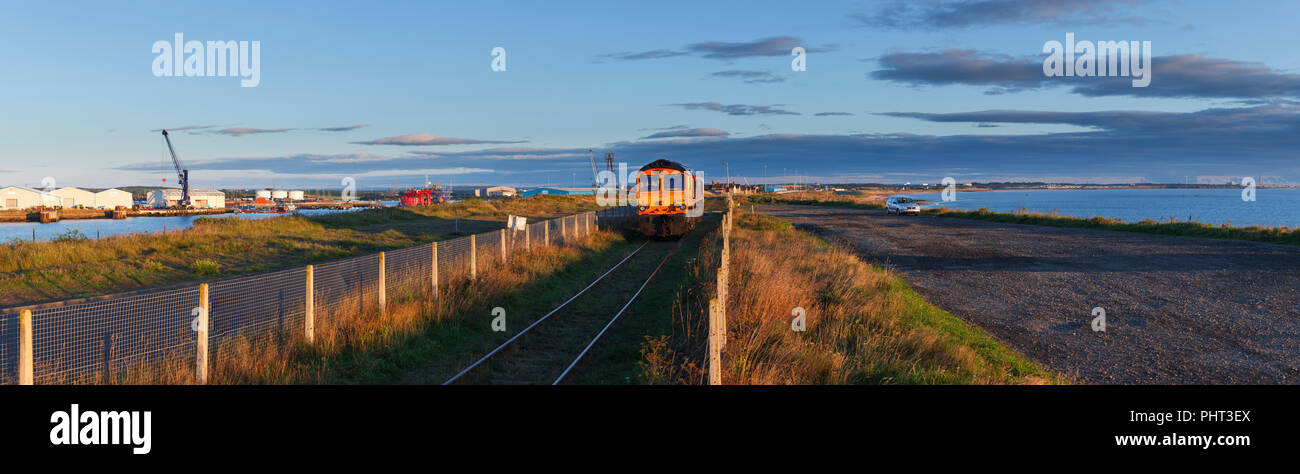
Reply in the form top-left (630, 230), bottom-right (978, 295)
top-left (192, 258), bottom-right (220, 276)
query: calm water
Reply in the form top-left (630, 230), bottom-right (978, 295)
top-left (0, 203), bottom-right (397, 243)
top-left (904, 188), bottom-right (1300, 228)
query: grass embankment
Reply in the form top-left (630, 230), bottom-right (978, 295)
top-left (746, 191), bottom-right (1300, 246)
top-left (112, 228), bottom-right (635, 384)
top-left (741, 190), bottom-right (886, 210)
top-left (924, 207), bottom-right (1300, 246)
top-left (642, 211), bottom-right (1059, 385)
top-left (0, 195), bottom-right (602, 306)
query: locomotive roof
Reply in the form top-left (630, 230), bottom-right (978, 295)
top-left (640, 159), bottom-right (687, 172)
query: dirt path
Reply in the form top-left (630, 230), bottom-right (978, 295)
top-left (758, 205), bottom-right (1300, 384)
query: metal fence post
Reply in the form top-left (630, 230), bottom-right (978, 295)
top-left (500, 228), bottom-right (507, 264)
top-left (19, 309), bottom-right (32, 385)
top-left (305, 265), bottom-right (314, 344)
top-left (708, 298), bottom-right (721, 385)
top-left (102, 333), bottom-right (113, 384)
top-left (431, 242), bottom-right (439, 300)
top-left (470, 234), bottom-right (477, 280)
top-left (196, 283), bottom-right (209, 384)
top-left (378, 251), bottom-right (387, 312)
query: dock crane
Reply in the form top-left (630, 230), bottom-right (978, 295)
top-left (160, 129), bottom-right (191, 208)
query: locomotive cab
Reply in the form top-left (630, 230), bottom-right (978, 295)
top-left (635, 159), bottom-right (702, 238)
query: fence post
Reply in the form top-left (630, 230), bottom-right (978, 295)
top-left (19, 309), bottom-right (32, 385)
top-left (525, 225), bottom-right (530, 251)
top-left (305, 265), bottom-right (314, 344)
top-left (102, 333), bottom-right (113, 384)
top-left (585, 212), bottom-right (591, 236)
top-left (431, 242), bottom-right (439, 300)
top-left (470, 234), bottom-right (477, 280)
top-left (378, 252), bottom-right (387, 312)
top-left (708, 298), bottom-right (721, 385)
top-left (562, 217), bottom-right (567, 241)
top-left (500, 228), bottom-right (507, 264)
top-left (544, 220), bottom-right (550, 246)
top-left (196, 283), bottom-right (209, 385)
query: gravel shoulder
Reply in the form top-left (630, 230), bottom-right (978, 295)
top-left (758, 204), bottom-right (1300, 384)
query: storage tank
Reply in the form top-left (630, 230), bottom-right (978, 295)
top-left (287, 190), bottom-right (305, 201)
top-left (271, 190), bottom-right (288, 199)
top-left (255, 190), bottom-right (272, 200)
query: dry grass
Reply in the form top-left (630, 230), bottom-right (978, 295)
top-left (643, 210), bottom-right (1060, 385)
top-left (84, 228), bottom-right (624, 384)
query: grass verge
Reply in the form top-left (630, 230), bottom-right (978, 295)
top-left (924, 207), bottom-right (1300, 246)
top-left (642, 210), bottom-right (1061, 385)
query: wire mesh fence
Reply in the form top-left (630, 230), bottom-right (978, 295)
top-left (0, 207), bottom-right (635, 385)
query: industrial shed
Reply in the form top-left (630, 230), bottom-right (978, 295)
top-left (485, 186), bottom-right (517, 197)
top-left (94, 188), bottom-right (134, 209)
top-left (147, 189), bottom-right (226, 209)
top-left (0, 186), bottom-right (55, 210)
top-left (54, 187), bottom-right (96, 208)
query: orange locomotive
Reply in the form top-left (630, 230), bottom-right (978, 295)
top-left (635, 159), bottom-right (702, 237)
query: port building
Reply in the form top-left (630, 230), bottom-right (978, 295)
top-left (147, 189), bottom-right (226, 209)
top-left (485, 186), bottom-right (517, 197)
top-left (53, 187), bottom-right (96, 208)
top-left (94, 188), bottom-right (134, 209)
top-left (0, 186), bottom-right (56, 210)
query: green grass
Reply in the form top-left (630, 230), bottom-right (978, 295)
top-left (925, 207), bottom-right (1300, 246)
top-left (0, 195), bottom-right (603, 306)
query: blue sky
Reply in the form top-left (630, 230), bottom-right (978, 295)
top-left (2, 0), bottom-right (1299, 190)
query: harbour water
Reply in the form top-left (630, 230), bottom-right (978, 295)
top-left (0, 205), bottom-right (394, 243)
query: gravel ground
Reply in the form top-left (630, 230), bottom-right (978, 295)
top-left (758, 205), bottom-right (1300, 384)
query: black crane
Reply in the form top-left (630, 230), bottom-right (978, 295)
top-left (160, 129), bottom-right (191, 208)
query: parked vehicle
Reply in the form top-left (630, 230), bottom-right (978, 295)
top-left (886, 195), bottom-right (921, 215)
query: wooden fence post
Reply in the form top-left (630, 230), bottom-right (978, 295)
top-left (544, 220), bottom-right (550, 246)
top-left (500, 228), bottom-right (507, 264)
top-left (431, 242), bottom-right (439, 300)
top-left (708, 298), bottom-right (721, 385)
top-left (525, 225), bottom-right (530, 251)
top-left (562, 217), bottom-right (567, 241)
top-left (18, 309), bottom-right (32, 385)
top-left (378, 252), bottom-right (387, 312)
top-left (196, 283), bottom-right (209, 384)
top-left (305, 265), bottom-right (314, 344)
top-left (470, 234), bottom-right (477, 280)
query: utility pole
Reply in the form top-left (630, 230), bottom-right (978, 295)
top-left (724, 162), bottom-right (734, 196)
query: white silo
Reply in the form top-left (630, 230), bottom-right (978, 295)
top-left (271, 190), bottom-right (288, 199)
top-left (287, 190), bottom-right (305, 201)
top-left (255, 190), bottom-right (272, 200)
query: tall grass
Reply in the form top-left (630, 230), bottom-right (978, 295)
top-left (643, 211), bottom-right (1059, 385)
top-left (81, 228), bottom-right (624, 384)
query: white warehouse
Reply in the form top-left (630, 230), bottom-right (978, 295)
top-left (147, 189), bottom-right (226, 209)
top-left (94, 188), bottom-right (134, 209)
top-left (54, 187), bottom-right (96, 208)
top-left (0, 186), bottom-right (57, 210)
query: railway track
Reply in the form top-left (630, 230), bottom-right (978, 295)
top-left (443, 238), bottom-right (679, 385)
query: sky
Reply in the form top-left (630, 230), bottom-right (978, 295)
top-left (2, 0), bottom-right (1299, 190)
